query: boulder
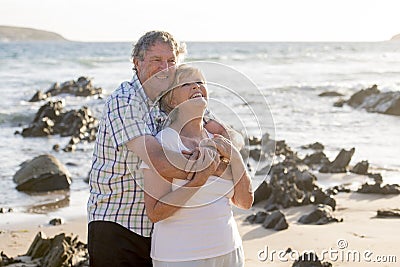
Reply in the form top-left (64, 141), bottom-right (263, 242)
top-left (318, 91), bottom-right (343, 97)
top-left (26, 232), bottom-right (88, 267)
top-left (13, 154), bottom-right (71, 192)
top-left (292, 252), bottom-right (332, 267)
top-left (303, 151), bottom-right (329, 167)
top-left (340, 84), bottom-right (400, 116)
top-left (20, 101), bottom-right (98, 152)
top-left (264, 210), bottom-right (288, 231)
top-left (253, 181), bottom-right (272, 205)
top-left (350, 160), bottom-right (369, 175)
top-left (29, 77), bottom-right (102, 102)
top-left (357, 183), bottom-right (400, 194)
top-left (319, 148), bottom-right (355, 173)
top-left (377, 209), bottom-right (400, 218)
top-left (246, 211), bottom-right (269, 224)
top-left (298, 204), bottom-right (341, 225)
top-left (301, 142), bottom-right (324, 151)
top-left (347, 84), bottom-right (380, 107)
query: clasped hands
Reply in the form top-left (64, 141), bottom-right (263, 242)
top-left (183, 134), bottom-right (238, 184)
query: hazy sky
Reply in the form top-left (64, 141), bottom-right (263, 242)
top-left (0, 0), bottom-right (399, 42)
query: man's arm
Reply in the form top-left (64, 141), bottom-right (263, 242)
top-left (205, 119), bottom-right (245, 150)
top-left (126, 135), bottom-right (190, 179)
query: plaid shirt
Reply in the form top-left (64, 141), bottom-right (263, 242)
top-left (87, 74), bottom-right (165, 237)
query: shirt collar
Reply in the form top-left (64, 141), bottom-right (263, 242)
top-left (130, 73), bottom-right (153, 106)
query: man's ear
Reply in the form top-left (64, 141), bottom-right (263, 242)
top-left (133, 58), bottom-right (140, 72)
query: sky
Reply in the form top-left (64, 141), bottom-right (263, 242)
top-left (0, 0), bottom-right (399, 42)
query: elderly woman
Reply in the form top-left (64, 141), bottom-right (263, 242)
top-left (141, 64), bottom-right (253, 267)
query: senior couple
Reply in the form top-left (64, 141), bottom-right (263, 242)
top-left (87, 31), bottom-right (254, 267)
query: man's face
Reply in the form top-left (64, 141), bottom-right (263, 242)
top-left (135, 42), bottom-right (177, 84)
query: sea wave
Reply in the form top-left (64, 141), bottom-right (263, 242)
top-left (0, 112), bottom-right (34, 126)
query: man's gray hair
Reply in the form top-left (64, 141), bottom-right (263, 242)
top-left (131, 31), bottom-right (186, 70)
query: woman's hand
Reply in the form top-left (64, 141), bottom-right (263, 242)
top-left (200, 135), bottom-right (239, 161)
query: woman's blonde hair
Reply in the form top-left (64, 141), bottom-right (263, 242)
top-left (159, 64), bottom-right (205, 114)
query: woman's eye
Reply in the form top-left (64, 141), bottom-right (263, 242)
top-left (182, 83), bottom-right (191, 87)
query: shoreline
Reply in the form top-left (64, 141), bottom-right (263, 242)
top-left (1, 189), bottom-right (399, 266)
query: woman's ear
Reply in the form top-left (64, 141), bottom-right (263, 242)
top-left (169, 91), bottom-right (177, 108)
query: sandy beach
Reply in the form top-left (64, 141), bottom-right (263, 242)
top-left (1, 173), bottom-right (399, 267)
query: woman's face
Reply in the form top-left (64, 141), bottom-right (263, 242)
top-left (170, 72), bottom-right (208, 108)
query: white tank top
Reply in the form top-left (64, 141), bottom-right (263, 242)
top-left (141, 127), bottom-right (242, 261)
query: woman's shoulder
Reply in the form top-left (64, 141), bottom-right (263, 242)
top-left (156, 127), bottom-right (187, 152)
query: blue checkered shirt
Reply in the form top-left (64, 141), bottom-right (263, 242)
top-left (87, 74), bottom-right (166, 237)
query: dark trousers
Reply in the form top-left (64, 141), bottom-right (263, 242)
top-left (88, 221), bottom-right (152, 267)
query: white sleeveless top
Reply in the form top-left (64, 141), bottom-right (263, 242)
top-left (141, 127), bottom-right (242, 261)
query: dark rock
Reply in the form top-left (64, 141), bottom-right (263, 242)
top-left (261, 133), bottom-right (275, 155)
top-left (368, 173), bottom-right (383, 183)
top-left (301, 142), bottom-right (324, 151)
top-left (253, 158), bottom-right (319, 210)
top-left (350, 160), bottom-right (369, 175)
top-left (253, 181), bottom-right (272, 205)
top-left (312, 189), bottom-right (336, 210)
top-left (333, 98), bottom-right (346, 107)
top-left (357, 183), bottom-right (400, 194)
top-left (318, 91), bottom-right (343, 97)
top-left (249, 148), bottom-right (264, 161)
top-left (319, 148), bottom-right (355, 173)
top-left (254, 211), bottom-right (269, 223)
top-left (53, 144), bottom-right (60, 152)
top-left (347, 84), bottom-right (380, 107)
top-left (377, 209), bottom-right (400, 218)
top-left (20, 101), bottom-right (98, 151)
top-left (29, 77), bottom-right (102, 102)
top-left (29, 90), bottom-right (49, 102)
top-left (25, 232), bottom-right (88, 267)
top-left (245, 214), bottom-right (257, 224)
top-left (292, 252), bottom-right (332, 267)
top-left (0, 251), bottom-right (22, 266)
top-left (274, 216), bottom-right (289, 231)
top-left (248, 136), bottom-right (261, 146)
top-left (303, 151), bottom-right (329, 167)
top-left (264, 203), bottom-right (280, 212)
top-left (298, 204), bottom-right (341, 225)
top-left (344, 85), bottom-right (400, 116)
top-left (262, 210), bottom-right (288, 231)
top-left (328, 185), bottom-right (351, 194)
top-left (13, 154), bottom-right (71, 192)
top-left (275, 140), bottom-right (295, 157)
top-left (295, 170), bottom-right (317, 192)
top-left (49, 218), bottom-right (63, 226)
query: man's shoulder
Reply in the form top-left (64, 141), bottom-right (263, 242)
top-left (106, 79), bottom-right (144, 104)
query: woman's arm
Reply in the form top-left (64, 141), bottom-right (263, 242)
top-left (206, 135), bottom-right (254, 209)
top-left (229, 150), bottom-right (254, 210)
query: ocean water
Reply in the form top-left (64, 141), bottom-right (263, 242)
top-left (0, 41), bottom-right (399, 214)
